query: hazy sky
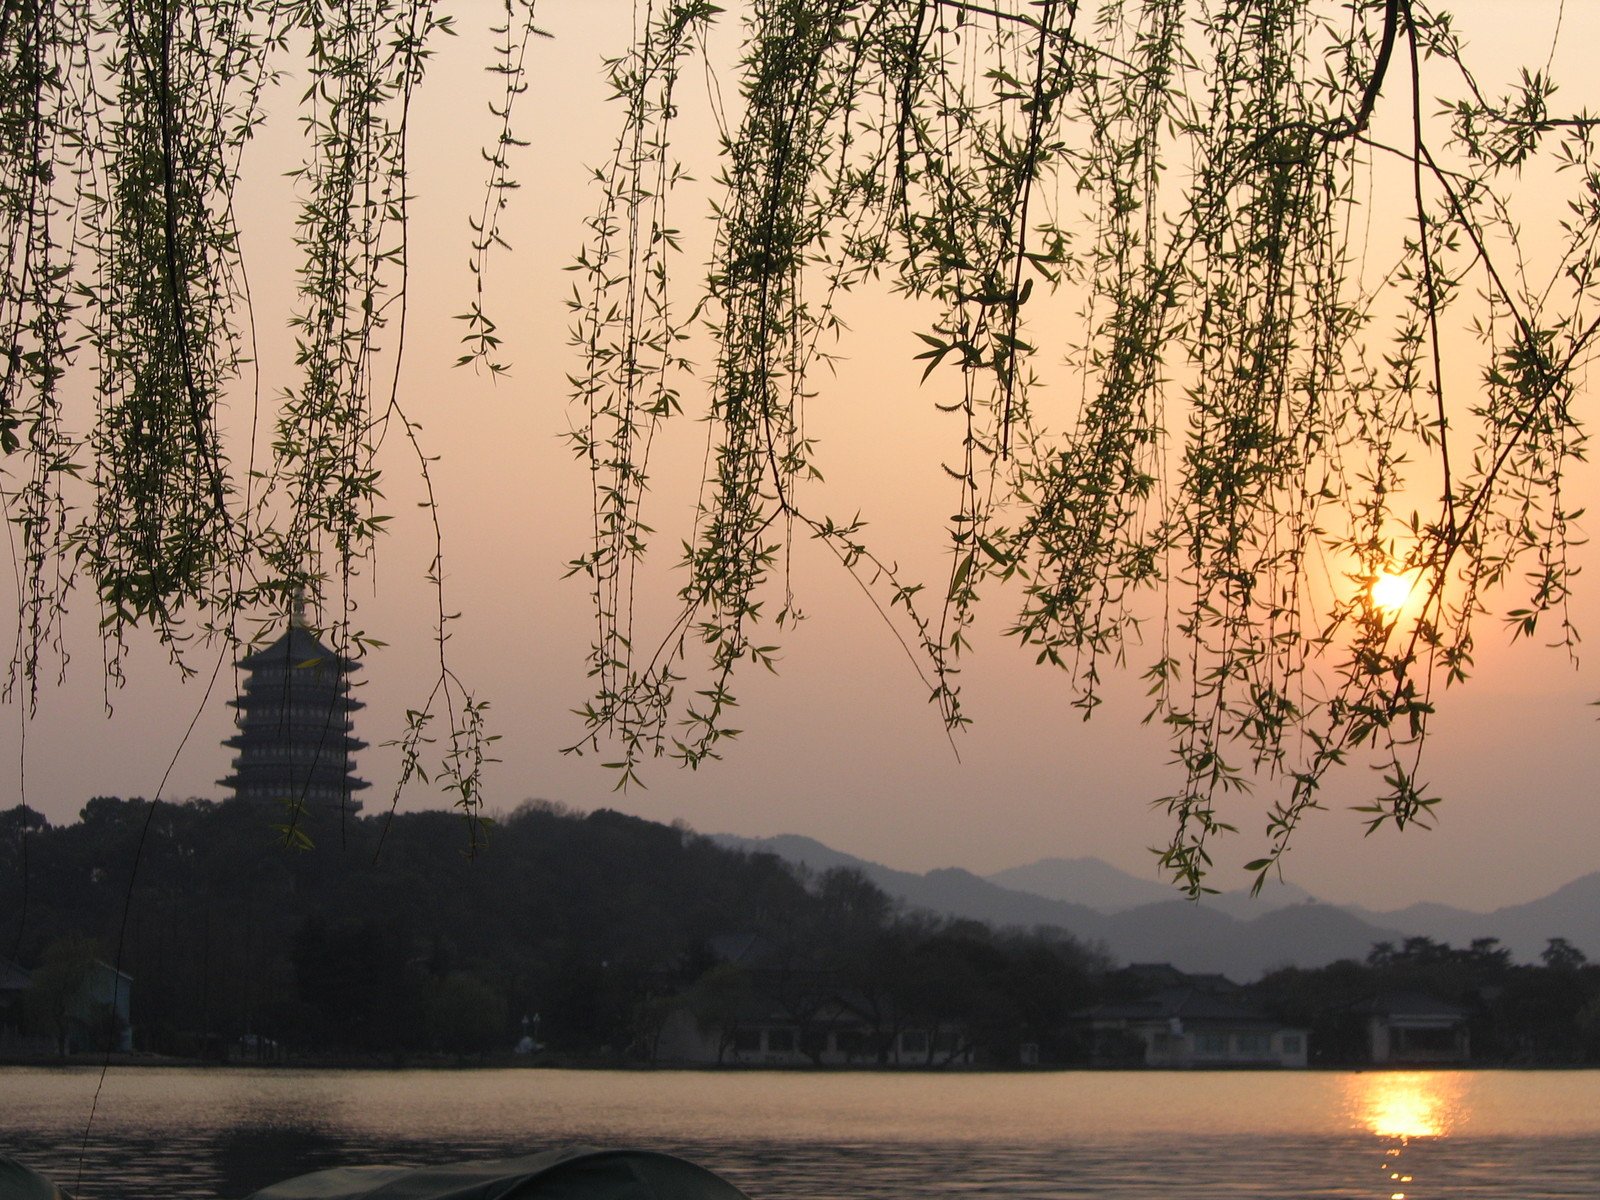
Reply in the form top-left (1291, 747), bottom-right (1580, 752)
top-left (4, 1), bottom-right (1597, 915)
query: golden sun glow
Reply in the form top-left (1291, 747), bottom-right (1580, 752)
top-left (1354, 1072), bottom-right (1465, 1139)
top-left (1370, 571), bottom-right (1413, 615)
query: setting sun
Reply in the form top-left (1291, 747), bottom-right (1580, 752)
top-left (1371, 571), bottom-right (1414, 615)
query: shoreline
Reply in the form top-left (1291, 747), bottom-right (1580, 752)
top-left (2, 1054), bottom-right (1573, 1073)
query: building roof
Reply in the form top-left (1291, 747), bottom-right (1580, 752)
top-left (236, 621), bottom-right (363, 674)
top-left (1120, 963), bottom-right (1240, 994)
top-left (1078, 986), bottom-right (1281, 1028)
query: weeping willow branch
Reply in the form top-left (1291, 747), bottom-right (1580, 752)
top-left (0, 0), bottom-right (542, 834)
top-left (0, 1), bottom-right (1594, 886)
top-left (571, 0), bottom-right (1599, 891)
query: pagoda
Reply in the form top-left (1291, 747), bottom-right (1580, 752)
top-left (220, 604), bottom-right (369, 814)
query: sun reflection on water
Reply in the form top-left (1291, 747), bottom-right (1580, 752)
top-left (1346, 1073), bottom-right (1471, 1199)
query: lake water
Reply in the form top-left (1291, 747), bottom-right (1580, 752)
top-left (3, 1067), bottom-right (1599, 1199)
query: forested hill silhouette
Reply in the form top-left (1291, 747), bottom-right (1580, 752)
top-left (0, 797), bottom-right (1112, 1060)
top-left (5, 798), bottom-right (1598, 1066)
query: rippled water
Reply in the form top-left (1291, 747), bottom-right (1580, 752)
top-left (4, 1067), bottom-right (1599, 1199)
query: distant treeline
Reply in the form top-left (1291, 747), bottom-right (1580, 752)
top-left (1256, 934), bottom-right (1600, 1064)
top-left (2, 798), bottom-right (1597, 1065)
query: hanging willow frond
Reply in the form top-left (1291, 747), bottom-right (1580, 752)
top-left (571, 0), bottom-right (1599, 890)
top-left (1, 1), bottom-right (1594, 884)
top-left (0, 0), bottom-right (533, 831)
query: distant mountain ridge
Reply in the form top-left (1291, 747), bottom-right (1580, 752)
top-left (985, 854), bottom-right (1318, 918)
top-left (987, 856), bottom-right (1179, 912)
top-left (712, 832), bottom-right (1599, 980)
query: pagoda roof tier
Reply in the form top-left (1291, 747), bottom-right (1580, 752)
top-left (224, 733), bottom-right (367, 752)
top-left (227, 709), bottom-right (361, 728)
top-left (236, 624), bottom-right (364, 673)
top-left (229, 690), bottom-right (364, 708)
top-left (220, 769), bottom-right (372, 791)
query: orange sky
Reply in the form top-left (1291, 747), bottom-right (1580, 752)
top-left (4, 1), bottom-right (1597, 915)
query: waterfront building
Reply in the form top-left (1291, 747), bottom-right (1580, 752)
top-left (1351, 991), bottom-right (1472, 1064)
top-left (1076, 964), bottom-right (1310, 1068)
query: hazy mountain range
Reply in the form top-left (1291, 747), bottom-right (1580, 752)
top-left (713, 833), bottom-right (1600, 981)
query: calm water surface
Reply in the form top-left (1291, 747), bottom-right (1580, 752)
top-left (3, 1067), bottom-right (1598, 1199)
